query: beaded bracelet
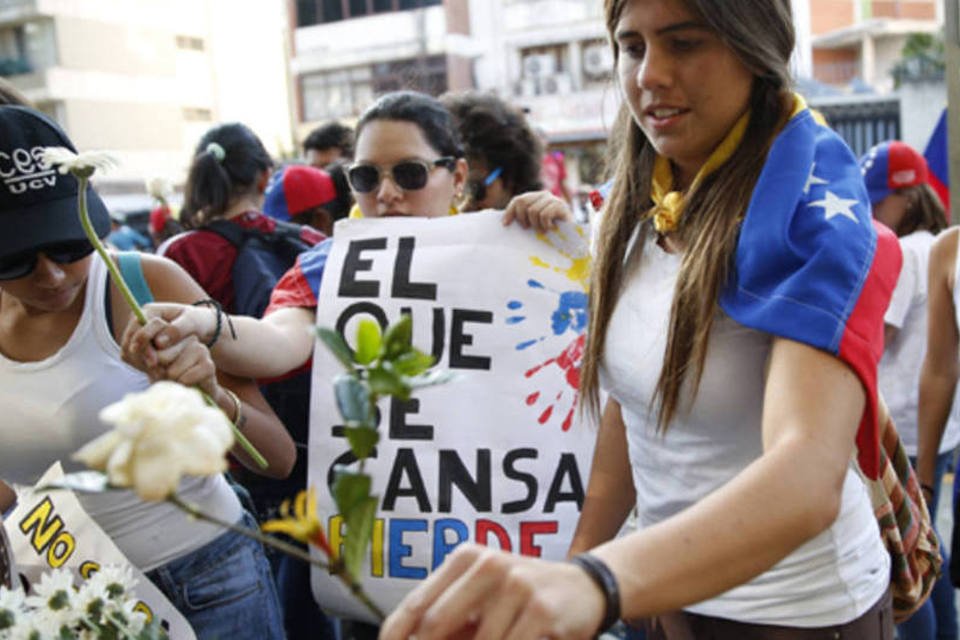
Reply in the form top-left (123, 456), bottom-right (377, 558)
top-left (191, 298), bottom-right (237, 348)
top-left (569, 553), bottom-right (621, 633)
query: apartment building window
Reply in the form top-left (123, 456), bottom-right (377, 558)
top-left (301, 56), bottom-right (447, 121)
top-left (517, 45), bottom-right (571, 98)
top-left (175, 35), bottom-right (205, 51)
top-left (302, 67), bottom-right (375, 120)
top-left (372, 55), bottom-right (447, 95)
top-left (297, 0), bottom-right (442, 26)
top-left (0, 25), bottom-right (31, 76)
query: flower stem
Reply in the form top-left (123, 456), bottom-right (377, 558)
top-left (167, 494), bottom-right (385, 621)
top-left (198, 390), bottom-right (268, 469)
top-left (77, 178), bottom-right (146, 325)
top-left (77, 176), bottom-right (266, 469)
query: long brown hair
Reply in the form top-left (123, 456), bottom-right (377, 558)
top-left (896, 183), bottom-right (948, 236)
top-left (581, 0), bottom-right (795, 429)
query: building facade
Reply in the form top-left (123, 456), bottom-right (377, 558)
top-left (0, 0), bottom-right (292, 205)
top-left (289, 0), bottom-right (473, 145)
top-left (811, 0), bottom-right (942, 91)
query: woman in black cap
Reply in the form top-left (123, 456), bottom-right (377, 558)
top-left (0, 104), bottom-right (293, 638)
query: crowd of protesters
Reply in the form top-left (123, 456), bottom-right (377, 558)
top-left (3, 0), bottom-right (960, 638)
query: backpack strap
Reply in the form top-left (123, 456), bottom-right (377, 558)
top-left (205, 218), bottom-right (249, 247)
top-left (116, 251), bottom-right (154, 305)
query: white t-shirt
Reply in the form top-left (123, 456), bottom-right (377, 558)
top-left (880, 230), bottom-right (960, 455)
top-left (599, 231), bottom-right (889, 627)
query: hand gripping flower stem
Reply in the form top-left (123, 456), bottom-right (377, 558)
top-left (167, 492), bottom-right (386, 621)
top-left (42, 148), bottom-right (267, 470)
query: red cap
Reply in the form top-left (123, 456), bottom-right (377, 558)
top-left (263, 165), bottom-right (337, 222)
top-left (149, 205), bottom-right (172, 234)
top-left (860, 141), bottom-right (929, 204)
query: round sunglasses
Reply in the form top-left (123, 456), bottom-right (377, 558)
top-left (347, 157), bottom-right (456, 194)
top-left (0, 241), bottom-right (94, 281)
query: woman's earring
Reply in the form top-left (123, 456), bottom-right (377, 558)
top-left (449, 189), bottom-right (464, 216)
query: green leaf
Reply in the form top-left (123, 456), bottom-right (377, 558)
top-left (345, 426), bottom-right (379, 459)
top-left (343, 496), bottom-right (378, 581)
top-left (392, 349), bottom-right (435, 377)
top-left (368, 363), bottom-right (411, 400)
top-left (382, 314), bottom-right (413, 360)
top-left (354, 319), bottom-right (382, 365)
top-left (333, 470), bottom-right (372, 515)
top-left (316, 327), bottom-right (355, 370)
top-left (334, 375), bottom-right (373, 426)
top-left (407, 369), bottom-right (458, 390)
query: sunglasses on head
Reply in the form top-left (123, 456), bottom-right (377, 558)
top-left (0, 241), bottom-right (94, 281)
top-left (347, 157), bottom-right (456, 194)
top-left (468, 166), bottom-right (503, 204)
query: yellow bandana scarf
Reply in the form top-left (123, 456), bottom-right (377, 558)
top-left (648, 94), bottom-right (815, 234)
top-left (647, 111), bottom-right (749, 233)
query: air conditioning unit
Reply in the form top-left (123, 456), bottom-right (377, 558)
top-left (539, 73), bottom-right (572, 95)
top-left (582, 43), bottom-right (613, 79)
top-left (516, 77), bottom-right (538, 98)
top-left (522, 53), bottom-right (557, 79)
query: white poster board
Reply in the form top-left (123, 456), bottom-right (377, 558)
top-left (4, 463), bottom-right (196, 639)
top-left (308, 212), bottom-right (597, 620)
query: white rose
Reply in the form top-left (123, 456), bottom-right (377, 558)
top-left (74, 382), bottom-right (234, 501)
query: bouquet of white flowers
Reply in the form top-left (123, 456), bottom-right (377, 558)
top-left (0, 566), bottom-right (166, 639)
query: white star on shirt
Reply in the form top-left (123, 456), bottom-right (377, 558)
top-left (808, 190), bottom-right (859, 224)
top-left (804, 163), bottom-right (828, 194)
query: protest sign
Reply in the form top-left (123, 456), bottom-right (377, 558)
top-left (4, 463), bottom-right (196, 639)
top-left (308, 212), bottom-right (596, 620)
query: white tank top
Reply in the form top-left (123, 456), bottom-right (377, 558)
top-left (0, 253), bottom-right (241, 570)
top-left (600, 232), bottom-right (889, 626)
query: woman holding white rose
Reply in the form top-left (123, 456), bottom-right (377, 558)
top-left (0, 105), bottom-right (292, 638)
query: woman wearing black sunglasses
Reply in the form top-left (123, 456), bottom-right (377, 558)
top-left (0, 105), bottom-right (295, 638)
top-left (123, 89), bottom-right (579, 639)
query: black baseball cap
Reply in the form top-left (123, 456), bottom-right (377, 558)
top-left (0, 105), bottom-right (110, 258)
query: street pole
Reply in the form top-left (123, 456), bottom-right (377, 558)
top-left (945, 0), bottom-right (960, 216)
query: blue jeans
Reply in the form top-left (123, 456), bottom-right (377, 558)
top-left (146, 512), bottom-right (285, 639)
top-left (899, 450), bottom-right (958, 640)
top-left (274, 547), bottom-right (337, 640)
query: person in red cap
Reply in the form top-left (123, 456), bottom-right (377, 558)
top-left (263, 164), bottom-right (340, 235)
top-left (861, 140), bottom-right (945, 236)
top-left (861, 140), bottom-right (954, 640)
top-left (148, 204), bottom-right (181, 248)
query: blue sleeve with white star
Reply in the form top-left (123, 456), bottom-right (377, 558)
top-left (720, 109), bottom-right (886, 353)
top-left (719, 107), bottom-right (902, 478)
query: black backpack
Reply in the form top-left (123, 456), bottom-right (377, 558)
top-left (205, 218), bottom-right (313, 318)
top-left (205, 218), bottom-right (315, 519)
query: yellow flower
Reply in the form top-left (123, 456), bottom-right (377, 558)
top-left (262, 488), bottom-right (334, 557)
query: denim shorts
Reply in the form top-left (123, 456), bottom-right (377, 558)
top-left (145, 511), bottom-right (285, 639)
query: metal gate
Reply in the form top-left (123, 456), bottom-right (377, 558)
top-left (810, 98), bottom-right (901, 157)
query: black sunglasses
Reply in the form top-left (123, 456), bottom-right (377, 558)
top-left (0, 241), bottom-right (94, 281)
top-left (347, 157), bottom-right (456, 194)
top-left (468, 166), bottom-right (503, 204)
